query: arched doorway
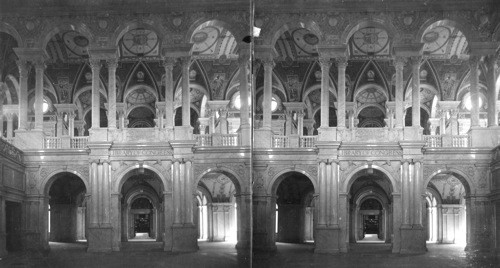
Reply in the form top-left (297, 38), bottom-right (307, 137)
top-left (424, 172), bottom-right (468, 247)
top-left (120, 168), bottom-right (163, 243)
top-left (196, 172), bottom-right (238, 244)
top-left (271, 171), bottom-right (315, 245)
top-left (46, 172), bottom-right (88, 246)
top-left (348, 168), bottom-right (393, 246)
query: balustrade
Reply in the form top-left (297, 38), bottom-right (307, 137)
top-left (272, 135), bottom-right (289, 148)
top-left (299, 136), bottom-right (317, 148)
top-left (44, 137), bottom-right (61, 149)
top-left (194, 134), bottom-right (212, 146)
top-left (451, 135), bottom-right (470, 147)
top-left (71, 136), bottom-right (89, 149)
top-left (424, 135), bottom-right (442, 148)
top-left (194, 133), bottom-right (240, 147)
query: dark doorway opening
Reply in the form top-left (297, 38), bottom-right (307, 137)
top-left (6, 201), bottom-right (22, 252)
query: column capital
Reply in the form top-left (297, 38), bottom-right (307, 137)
top-left (106, 58), bottom-right (119, 69)
top-left (179, 56), bottom-right (191, 67)
top-left (88, 58), bottom-right (102, 70)
top-left (335, 57), bottom-right (348, 68)
top-left (318, 57), bottom-right (332, 68)
top-left (33, 59), bottom-right (46, 70)
top-left (162, 57), bottom-right (177, 70)
top-left (16, 59), bottom-right (30, 75)
top-left (468, 55), bottom-right (480, 67)
top-left (261, 58), bottom-right (275, 68)
top-left (393, 56), bottom-right (407, 69)
top-left (408, 55), bottom-right (422, 66)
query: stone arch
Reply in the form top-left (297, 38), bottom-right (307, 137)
top-left (123, 84), bottom-right (159, 104)
top-left (186, 18), bottom-right (245, 45)
top-left (39, 22), bottom-right (94, 51)
top-left (354, 83), bottom-right (389, 104)
top-left (111, 20), bottom-right (166, 47)
top-left (417, 18), bottom-right (478, 44)
top-left (194, 166), bottom-right (244, 194)
top-left (113, 164), bottom-right (172, 194)
top-left (341, 18), bottom-right (399, 46)
top-left (0, 21), bottom-right (23, 47)
top-left (268, 168), bottom-right (318, 196)
top-left (356, 103), bottom-right (386, 118)
top-left (266, 19), bottom-right (324, 48)
top-left (342, 164), bottom-right (400, 194)
top-left (42, 169), bottom-right (89, 196)
top-left (422, 167), bottom-right (475, 196)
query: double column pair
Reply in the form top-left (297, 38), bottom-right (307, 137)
top-left (393, 56), bottom-right (422, 128)
top-left (89, 57), bottom-right (118, 130)
top-left (318, 57), bottom-right (347, 129)
top-left (15, 58), bottom-right (45, 131)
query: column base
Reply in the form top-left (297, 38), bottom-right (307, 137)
top-left (174, 126), bottom-right (193, 140)
top-left (87, 226), bottom-right (113, 252)
top-left (252, 231), bottom-right (276, 252)
top-left (0, 233), bottom-right (7, 257)
top-left (399, 225), bottom-right (426, 254)
top-left (317, 127), bottom-right (337, 142)
top-left (253, 129), bottom-right (273, 148)
top-left (171, 224), bottom-right (198, 253)
top-left (314, 226), bottom-right (341, 254)
top-left (89, 128), bottom-right (109, 142)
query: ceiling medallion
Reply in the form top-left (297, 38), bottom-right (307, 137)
top-left (173, 17), bottom-right (182, 27)
top-left (329, 17), bottom-right (338, 27)
top-left (122, 28), bottom-right (159, 55)
top-left (25, 21), bottom-right (35, 31)
top-left (403, 16), bottom-right (413, 26)
top-left (98, 20), bottom-right (108, 29)
top-left (352, 27), bottom-right (389, 54)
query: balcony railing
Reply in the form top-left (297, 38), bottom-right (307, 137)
top-left (272, 135), bottom-right (290, 148)
top-left (71, 137), bottom-right (88, 149)
top-left (424, 135), bottom-right (442, 148)
top-left (44, 137), bottom-right (62, 149)
top-left (194, 133), bottom-right (240, 147)
top-left (195, 134), bottom-right (213, 146)
top-left (299, 136), bottom-right (317, 148)
top-left (451, 135), bottom-right (470, 147)
top-left (423, 135), bottom-right (470, 148)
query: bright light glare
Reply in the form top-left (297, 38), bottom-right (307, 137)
top-left (253, 26), bottom-right (261, 38)
top-left (234, 95), bottom-right (241, 110)
top-left (463, 94), bottom-right (483, 111)
top-left (42, 100), bottom-right (49, 113)
top-left (271, 98), bottom-right (278, 112)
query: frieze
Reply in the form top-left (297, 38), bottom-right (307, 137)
top-left (3, 165), bottom-right (24, 191)
top-left (0, 139), bottom-right (23, 163)
top-left (339, 149), bottom-right (402, 157)
top-left (110, 149), bottom-right (173, 157)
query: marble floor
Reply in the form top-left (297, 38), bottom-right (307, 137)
top-left (0, 242), bottom-right (497, 267)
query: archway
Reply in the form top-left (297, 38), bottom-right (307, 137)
top-left (424, 172), bottom-right (468, 248)
top-left (271, 171), bottom-right (315, 245)
top-left (120, 168), bottom-right (164, 243)
top-left (348, 168), bottom-right (393, 247)
top-left (196, 171), bottom-right (238, 245)
top-left (46, 172), bottom-right (88, 247)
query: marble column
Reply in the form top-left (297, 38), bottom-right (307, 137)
top-left (402, 161), bottom-right (411, 226)
top-left (185, 160), bottom-right (193, 224)
top-left (34, 59), bottom-right (45, 130)
top-left (163, 191), bottom-right (173, 251)
top-left (0, 195), bottom-right (6, 257)
top-left (235, 193), bottom-right (251, 250)
top-left (297, 111), bottom-right (304, 136)
top-left (318, 160), bottom-right (327, 226)
top-left (413, 161), bottom-right (423, 227)
top-left (68, 112), bottom-right (76, 137)
top-left (394, 56), bottom-right (406, 128)
top-left (450, 109), bottom-right (459, 135)
top-left (410, 56), bottom-right (421, 127)
top-left (439, 109), bottom-right (446, 135)
top-left (106, 58), bottom-right (118, 129)
top-left (56, 111), bottom-right (64, 137)
top-left (0, 116), bottom-right (3, 138)
top-left (17, 59), bottom-right (29, 130)
top-left (90, 160), bottom-right (99, 226)
top-left (6, 113), bottom-right (13, 139)
top-left (238, 53), bottom-right (251, 146)
top-left (102, 161), bottom-right (110, 225)
top-left (173, 160), bottom-right (181, 225)
top-left (469, 56), bottom-right (480, 128)
top-left (262, 59), bottom-right (274, 130)
top-left (330, 161), bottom-right (339, 226)
top-left (486, 56), bottom-right (498, 127)
top-left (285, 110), bottom-right (293, 135)
top-left (336, 57), bottom-right (348, 128)
top-left (319, 57), bottom-right (332, 127)
top-left (163, 58), bottom-right (176, 129)
top-left (89, 59), bottom-right (101, 129)
top-left (180, 57), bottom-right (191, 127)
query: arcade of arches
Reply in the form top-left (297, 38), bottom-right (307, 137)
top-left (1, 0), bottom-right (500, 264)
